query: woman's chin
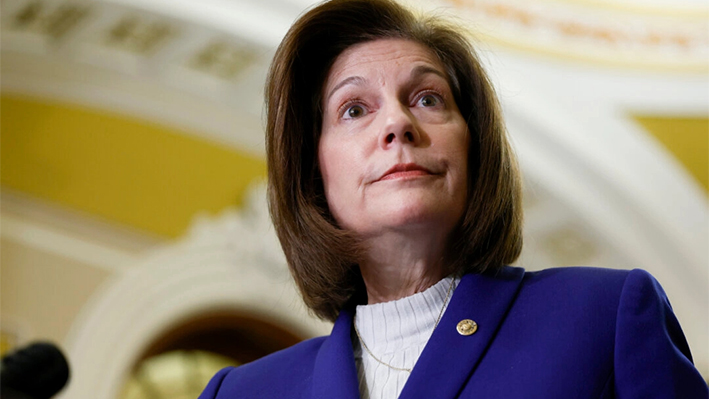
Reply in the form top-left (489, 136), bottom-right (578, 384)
top-left (354, 196), bottom-right (464, 235)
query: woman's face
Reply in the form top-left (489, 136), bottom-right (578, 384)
top-left (319, 39), bottom-right (469, 237)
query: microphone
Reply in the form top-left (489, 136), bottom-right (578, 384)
top-left (0, 342), bottom-right (70, 399)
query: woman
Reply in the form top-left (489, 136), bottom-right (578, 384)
top-left (200, 0), bottom-right (707, 397)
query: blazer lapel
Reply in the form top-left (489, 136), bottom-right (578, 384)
top-left (399, 266), bottom-right (525, 399)
top-left (310, 308), bottom-right (361, 399)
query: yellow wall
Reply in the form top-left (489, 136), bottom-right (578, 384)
top-left (633, 115), bottom-right (709, 193)
top-left (1, 95), bottom-right (267, 238)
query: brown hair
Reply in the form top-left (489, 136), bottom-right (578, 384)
top-left (266, 0), bottom-right (523, 321)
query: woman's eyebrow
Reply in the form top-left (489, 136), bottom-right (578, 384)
top-left (410, 65), bottom-right (446, 81)
top-left (327, 76), bottom-right (367, 102)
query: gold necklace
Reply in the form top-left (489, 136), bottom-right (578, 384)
top-left (353, 277), bottom-right (456, 373)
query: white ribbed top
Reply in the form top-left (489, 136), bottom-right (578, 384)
top-left (353, 276), bottom-right (458, 399)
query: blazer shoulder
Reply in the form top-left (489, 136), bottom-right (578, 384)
top-left (522, 265), bottom-right (631, 284)
top-left (199, 335), bottom-right (328, 399)
top-left (611, 268), bottom-right (708, 397)
top-left (517, 267), bottom-right (663, 313)
top-left (520, 267), bottom-right (669, 300)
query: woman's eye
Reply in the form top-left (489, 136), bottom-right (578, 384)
top-left (419, 94), bottom-right (440, 107)
top-left (344, 105), bottom-right (365, 119)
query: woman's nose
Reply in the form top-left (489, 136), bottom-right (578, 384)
top-left (379, 103), bottom-right (421, 148)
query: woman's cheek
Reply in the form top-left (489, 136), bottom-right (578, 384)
top-left (416, 108), bottom-right (452, 125)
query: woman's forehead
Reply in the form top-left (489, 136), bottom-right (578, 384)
top-left (328, 39), bottom-right (445, 84)
top-left (324, 38), bottom-right (446, 92)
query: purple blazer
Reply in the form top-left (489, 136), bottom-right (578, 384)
top-left (199, 267), bottom-right (708, 398)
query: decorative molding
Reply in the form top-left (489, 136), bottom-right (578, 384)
top-left (0, 190), bottom-right (159, 271)
top-left (0, 214), bottom-right (137, 273)
top-left (444, 0), bottom-right (708, 71)
top-left (58, 183), bottom-right (331, 399)
top-left (1, 0), bottom-right (275, 157)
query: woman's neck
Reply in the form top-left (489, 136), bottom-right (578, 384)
top-left (359, 229), bottom-right (449, 304)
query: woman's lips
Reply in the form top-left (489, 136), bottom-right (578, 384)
top-left (380, 169), bottom-right (430, 181)
top-left (378, 163), bottom-right (433, 181)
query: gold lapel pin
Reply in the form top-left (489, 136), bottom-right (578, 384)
top-left (456, 319), bottom-right (478, 336)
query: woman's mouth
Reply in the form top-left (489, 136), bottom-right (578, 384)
top-left (378, 163), bottom-right (434, 181)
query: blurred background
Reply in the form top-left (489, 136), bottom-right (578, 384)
top-left (0, 0), bottom-right (706, 397)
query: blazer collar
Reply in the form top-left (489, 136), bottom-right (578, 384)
top-left (399, 266), bottom-right (525, 399)
top-left (310, 266), bottom-right (525, 399)
top-left (310, 308), bottom-right (360, 399)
